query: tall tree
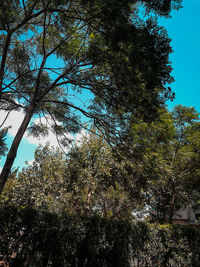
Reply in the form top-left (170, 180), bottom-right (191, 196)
top-left (0, 0), bottom-right (182, 193)
top-left (2, 136), bottom-right (136, 218)
top-left (65, 132), bottom-right (137, 217)
top-left (125, 105), bottom-right (200, 223)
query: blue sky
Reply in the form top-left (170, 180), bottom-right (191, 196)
top-left (0, 0), bottom-right (200, 170)
top-left (159, 0), bottom-right (200, 109)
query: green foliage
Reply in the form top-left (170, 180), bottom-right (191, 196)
top-left (65, 132), bottom-right (136, 218)
top-left (0, 206), bottom-right (199, 266)
top-left (1, 145), bottom-right (69, 213)
top-left (0, 0), bottom-right (180, 125)
top-left (142, 0), bottom-right (183, 17)
top-left (2, 105), bottom-right (200, 224)
top-left (0, 128), bottom-right (8, 157)
top-left (2, 133), bottom-right (137, 218)
top-left (124, 105), bottom-right (200, 223)
top-left (0, 0), bottom-right (182, 193)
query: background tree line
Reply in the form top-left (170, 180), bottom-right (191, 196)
top-left (1, 105), bottom-right (200, 224)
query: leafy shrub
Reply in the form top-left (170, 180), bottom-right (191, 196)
top-left (0, 206), bottom-right (200, 266)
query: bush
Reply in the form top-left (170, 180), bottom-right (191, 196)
top-left (0, 206), bottom-right (200, 266)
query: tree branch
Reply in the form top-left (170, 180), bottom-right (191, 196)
top-left (0, 33), bottom-right (12, 97)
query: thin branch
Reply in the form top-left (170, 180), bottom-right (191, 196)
top-left (42, 99), bottom-right (96, 119)
top-left (47, 106), bottom-right (103, 138)
top-left (2, 82), bottom-right (31, 104)
top-left (45, 109), bottom-right (70, 155)
top-left (2, 67), bottom-right (67, 91)
top-left (36, 62), bottom-right (80, 102)
top-left (1, 97), bottom-right (24, 109)
top-left (0, 109), bottom-right (12, 128)
top-left (42, 12), bottom-right (47, 56)
top-left (33, 55), bottom-right (47, 101)
top-left (0, 33), bottom-right (12, 96)
top-left (13, 8), bottom-right (48, 32)
top-left (22, 0), bottom-right (28, 15)
top-left (47, 8), bottom-right (105, 34)
top-left (41, 99), bottom-right (117, 142)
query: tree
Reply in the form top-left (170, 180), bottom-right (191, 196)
top-left (1, 145), bottom-right (69, 213)
top-left (2, 133), bottom-right (138, 218)
top-left (125, 105), bottom-right (200, 223)
top-left (0, 0), bottom-right (182, 193)
top-left (65, 132), bottom-right (137, 218)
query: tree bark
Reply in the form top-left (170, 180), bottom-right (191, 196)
top-left (169, 179), bottom-right (176, 224)
top-left (0, 105), bottom-right (35, 194)
top-left (100, 192), bottom-right (107, 217)
top-left (0, 32), bottom-right (12, 98)
top-left (85, 186), bottom-right (93, 213)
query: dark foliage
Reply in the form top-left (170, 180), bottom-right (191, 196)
top-left (0, 206), bottom-right (199, 266)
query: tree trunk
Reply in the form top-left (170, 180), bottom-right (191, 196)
top-left (0, 32), bottom-right (12, 98)
top-left (169, 180), bottom-right (176, 224)
top-left (100, 192), bottom-right (107, 217)
top-left (85, 186), bottom-right (93, 213)
top-left (0, 106), bottom-right (35, 194)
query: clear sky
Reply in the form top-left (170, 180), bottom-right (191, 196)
top-left (0, 0), bottom-right (200, 171)
top-left (160, 0), bottom-right (200, 109)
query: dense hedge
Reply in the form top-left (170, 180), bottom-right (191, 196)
top-left (0, 206), bottom-right (200, 266)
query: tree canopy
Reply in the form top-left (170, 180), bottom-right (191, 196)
top-left (1, 134), bottom-right (135, 218)
top-left (124, 105), bottom-right (200, 223)
top-left (0, 0), bottom-right (182, 193)
top-left (2, 105), bottom-right (200, 224)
